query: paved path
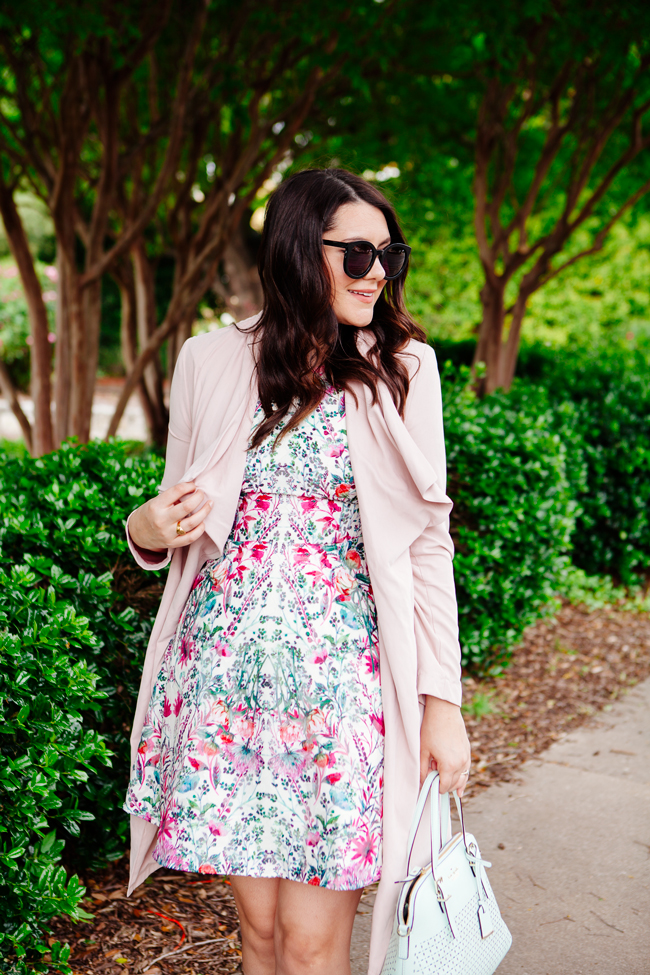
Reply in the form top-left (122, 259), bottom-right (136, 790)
top-left (351, 678), bottom-right (650, 974)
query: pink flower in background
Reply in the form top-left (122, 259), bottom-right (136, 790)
top-left (25, 335), bottom-right (33, 346)
top-left (44, 265), bottom-right (58, 281)
top-left (42, 290), bottom-right (57, 303)
top-left (47, 332), bottom-right (56, 343)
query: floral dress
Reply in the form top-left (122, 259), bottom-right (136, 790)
top-left (124, 385), bottom-right (384, 889)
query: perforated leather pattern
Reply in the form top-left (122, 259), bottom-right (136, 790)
top-left (381, 890), bottom-right (512, 975)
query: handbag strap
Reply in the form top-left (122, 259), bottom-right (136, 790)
top-left (405, 771), bottom-right (470, 877)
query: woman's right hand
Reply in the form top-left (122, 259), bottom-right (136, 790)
top-left (128, 481), bottom-right (212, 553)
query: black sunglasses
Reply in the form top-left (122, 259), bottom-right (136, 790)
top-left (323, 239), bottom-right (411, 280)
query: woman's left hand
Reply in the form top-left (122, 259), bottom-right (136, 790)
top-left (420, 696), bottom-right (472, 797)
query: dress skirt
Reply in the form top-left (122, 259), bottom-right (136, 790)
top-left (124, 386), bottom-right (384, 889)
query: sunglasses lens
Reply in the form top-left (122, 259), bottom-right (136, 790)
top-left (382, 245), bottom-right (408, 278)
top-left (346, 242), bottom-right (375, 277)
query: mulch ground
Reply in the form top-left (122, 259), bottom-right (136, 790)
top-left (50, 599), bottom-right (650, 975)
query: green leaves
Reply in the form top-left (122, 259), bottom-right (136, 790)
top-left (0, 561), bottom-right (110, 974)
top-left (0, 440), bottom-right (165, 975)
top-left (443, 366), bottom-right (582, 668)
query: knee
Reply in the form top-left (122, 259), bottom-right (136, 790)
top-left (240, 911), bottom-right (275, 952)
top-left (276, 924), bottom-right (331, 974)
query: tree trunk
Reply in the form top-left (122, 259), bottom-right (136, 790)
top-left (54, 247), bottom-right (71, 446)
top-left (500, 292), bottom-right (531, 390)
top-left (67, 257), bottom-right (89, 440)
top-left (131, 240), bottom-right (168, 443)
top-left (0, 180), bottom-right (53, 455)
top-left (80, 277), bottom-right (103, 442)
top-left (0, 359), bottom-right (32, 452)
top-left (167, 307), bottom-right (194, 383)
top-left (473, 278), bottom-right (507, 395)
top-left (213, 222), bottom-right (263, 321)
top-left (115, 265), bottom-right (161, 441)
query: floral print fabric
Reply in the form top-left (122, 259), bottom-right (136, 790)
top-left (124, 386), bottom-right (384, 889)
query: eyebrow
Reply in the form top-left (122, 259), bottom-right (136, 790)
top-left (340, 236), bottom-right (392, 246)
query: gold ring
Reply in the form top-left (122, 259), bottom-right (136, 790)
top-left (175, 520), bottom-right (186, 537)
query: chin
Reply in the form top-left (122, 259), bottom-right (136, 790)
top-left (339, 311), bottom-right (375, 329)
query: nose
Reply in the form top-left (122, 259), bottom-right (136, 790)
top-left (368, 253), bottom-right (386, 280)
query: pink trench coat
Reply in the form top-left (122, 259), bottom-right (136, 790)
top-left (125, 318), bottom-right (462, 975)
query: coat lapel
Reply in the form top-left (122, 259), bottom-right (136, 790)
top-left (346, 379), bottom-right (452, 566)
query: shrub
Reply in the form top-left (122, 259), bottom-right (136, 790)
top-left (0, 440), bottom-right (166, 867)
top-left (516, 342), bottom-right (650, 583)
top-left (0, 562), bottom-right (111, 975)
top-left (442, 369), bottom-right (583, 669)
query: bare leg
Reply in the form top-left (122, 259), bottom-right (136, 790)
top-left (229, 876), bottom-right (363, 975)
top-left (230, 876), bottom-right (280, 975)
top-left (275, 879), bottom-right (362, 975)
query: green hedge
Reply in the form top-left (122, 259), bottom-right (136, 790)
top-left (443, 370), bottom-right (582, 668)
top-left (434, 338), bottom-right (650, 584)
top-left (515, 342), bottom-right (650, 584)
top-left (0, 440), bottom-right (166, 866)
top-left (0, 562), bottom-right (110, 974)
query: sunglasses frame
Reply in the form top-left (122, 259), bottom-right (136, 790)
top-left (322, 239), bottom-right (411, 280)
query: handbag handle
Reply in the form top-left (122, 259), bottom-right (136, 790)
top-left (405, 771), bottom-right (469, 877)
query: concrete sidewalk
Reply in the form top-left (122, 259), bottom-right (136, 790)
top-left (351, 678), bottom-right (650, 975)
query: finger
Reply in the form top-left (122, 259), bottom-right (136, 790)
top-left (175, 501), bottom-right (212, 535)
top-left (169, 521), bottom-right (207, 548)
top-left (420, 752), bottom-right (436, 786)
top-left (174, 490), bottom-right (206, 518)
top-left (162, 481), bottom-right (197, 504)
top-left (449, 766), bottom-right (471, 797)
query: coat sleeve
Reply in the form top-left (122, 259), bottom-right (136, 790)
top-left (125, 340), bottom-right (195, 571)
top-left (404, 344), bottom-right (462, 707)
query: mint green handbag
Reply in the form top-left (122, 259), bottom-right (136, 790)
top-left (381, 772), bottom-right (512, 975)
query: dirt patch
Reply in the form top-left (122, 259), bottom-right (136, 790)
top-left (462, 600), bottom-right (650, 795)
top-left (50, 601), bottom-right (650, 974)
top-left (50, 867), bottom-right (242, 975)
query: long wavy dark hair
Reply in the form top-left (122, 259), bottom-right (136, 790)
top-left (245, 168), bottom-right (426, 447)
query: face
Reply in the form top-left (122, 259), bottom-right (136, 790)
top-left (323, 201), bottom-right (390, 328)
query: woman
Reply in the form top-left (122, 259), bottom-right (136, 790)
top-left (124, 168), bottom-right (471, 975)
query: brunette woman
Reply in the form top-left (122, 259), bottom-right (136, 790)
top-left (124, 168), bottom-right (471, 975)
